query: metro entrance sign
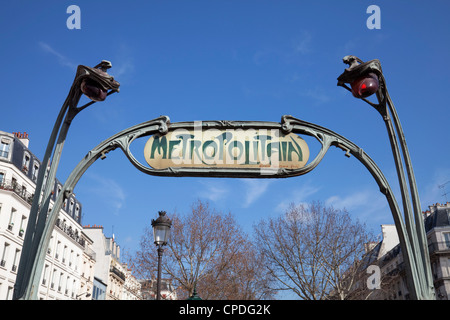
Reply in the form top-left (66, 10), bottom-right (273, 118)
top-left (143, 123), bottom-right (309, 170)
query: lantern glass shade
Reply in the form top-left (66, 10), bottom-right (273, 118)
top-left (81, 78), bottom-right (107, 102)
top-left (350, 72), bottom-right (379, 99)
top-left (151, 211), bottom-right (172, 246)
top-left (153, 224), bottom-right (171, 246)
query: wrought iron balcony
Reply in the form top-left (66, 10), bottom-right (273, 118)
top-left (0, 179), bottom-right (34, 205)
top-left (55, 218), bottom-right (85, 248)
top-left (110, 265), bottom-right (126, 282)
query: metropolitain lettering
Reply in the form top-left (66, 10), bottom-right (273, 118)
top-left (143, 126), bottom-right (309, 170)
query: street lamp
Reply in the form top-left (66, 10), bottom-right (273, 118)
top-left (152, 211), bottom-right (172, 300)
top-left (337, 55), bottom-right (435, 300)
top-left (13, 60), bottom-right (120, 300)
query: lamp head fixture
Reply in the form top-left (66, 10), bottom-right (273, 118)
top-left (151, 211), bottom-right (172, 246)
top-left (337, 56), bottom-right (382, 99)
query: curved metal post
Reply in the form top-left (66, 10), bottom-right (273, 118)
top-left (25, 117), bottom-right (167, 299)
top-left (337, 56), bottom-right (435, 300)
top-left (14, 62), bottom-right (120, 300)
top-left (25, 115), bottom-right (422, 299)
top-left (382, 79), bottom-right (434, 300)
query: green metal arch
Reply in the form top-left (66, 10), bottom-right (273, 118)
top-left (26, 114), bottom-right (423, 299)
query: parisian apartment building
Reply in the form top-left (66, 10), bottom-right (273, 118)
top-left (352, 202), bottom-right (450, 300)
top-left (0, 130), bottom-right (154, 300)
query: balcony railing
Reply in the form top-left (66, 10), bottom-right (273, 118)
top-left (0, 179), bottom-right (74, 216)
top-left (110, 266), bottom-right (126, 282)
top-left (0, 179), bottom-right (34, 205)
top-left (55, 218), bottom-right (85, 248)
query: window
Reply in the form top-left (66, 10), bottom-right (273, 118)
top-left (12, 249), bottom-right (20, 272)
top-left (0, 172), bottom-right (4, 185)
top-left (1, 243), bottom-right (10, 268)
top-left (65, 276), bottom-right (70, 295)
top-left (69, 250), bottom-right (74, 267)
top-left (62, 245), bottom-right (67, 263)
top-left (75, 205), bottom-right (80, 221)
top-left (447, 258), bottom-right (450, 278)
top-left (22, 153), bottom-right (30, 173)
top-left (47, 236), bottom-right (54, 255)
top-left (31, 162), bottom-right (39, 182)
top-left (0, 138), bottom-right (11, 159)
top-left (6, 286), bottom-right (13, 300)
top-left (72, 279), bottom-right (76, 298)
top-left (51, 269), bottom-right (57, 289)
top-left (19, 216), bottom-right (26, 237)
top-left (8, 208), bottom-right (16, 231)
top-left (75, 254), bottom-right (80, 271)
top-left (56, 241), bottom-right (61, 260)
top-left (21, 185), bottom-right (27, 197)
top-left (444, 232), bottom-right (450, 249)
top-left (69, 200), bottom-right (74, 215)
top-left (69, 199), bottom-right (74, 216)
top-left (42, 265), bottom-right (49, 286)
top-left (58, 272), bottom-right (64, 292)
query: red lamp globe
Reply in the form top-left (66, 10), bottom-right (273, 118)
top-left (350, 73), bottom-right (379, 99)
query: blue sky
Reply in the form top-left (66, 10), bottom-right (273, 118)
top-left (1, 1), bottom-right (449, 260)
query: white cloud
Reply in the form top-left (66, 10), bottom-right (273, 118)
top-left (110, 43), bottom-right (135, 79)
top-left (325, 188), bottom-right (389, 224)
top-left (85, 173), bottom-right (126, 215)
top-left (38, 42), bottom-right (77, 70)
top-left (197, 180), bottom-right (230, 202)
top-left (241, 179), bottom-right (272, 208)
top-left (275, 182), bottom-right (320, 213)
top-left (293, 30), bottom-right (313, 55)
top-left (300, 86), bottom-right (330, 105)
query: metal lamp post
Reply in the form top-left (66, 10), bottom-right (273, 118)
top-left (13, 60), bottom-right (120, 300)
top-left (337, 56), bottom-right (435, 300)
top-left (151, 211), bottom-right (172, 300)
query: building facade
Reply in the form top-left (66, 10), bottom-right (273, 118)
top-left (78, 231), bottom-right (96, 299)
top-left (0, 130), bottom-right (171, 300)
top-left (423, 202), bottom-right (450, 299)
top-left (83, 225), bottom-right (136, 300)
top-left (122, 263), bottom-right (142, 300)
top-left (353, 202), bottom-right (450, 300)
top-left (0, 130), bottom-right (93, 300)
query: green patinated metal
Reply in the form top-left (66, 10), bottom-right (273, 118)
top-left (24, 114), bottom-right (424, 300)
top-left (338, 56), bottom-right (435, 300)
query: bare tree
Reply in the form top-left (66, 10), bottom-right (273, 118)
top-left (131, 200), bottom-right (275, 300)
top-left (253, 201), bottom-right (375, 300)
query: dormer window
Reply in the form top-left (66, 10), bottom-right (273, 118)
top-left (75, 205), bottom-right (80, 221)
top-left (0, 138), bottom-right (11, 159)
top-left (22, 153), bottom-right (30, 173)
top-left (69, 200), bottom-right (74, 215)
top-left (31, 161), bottom-right (39, 182)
